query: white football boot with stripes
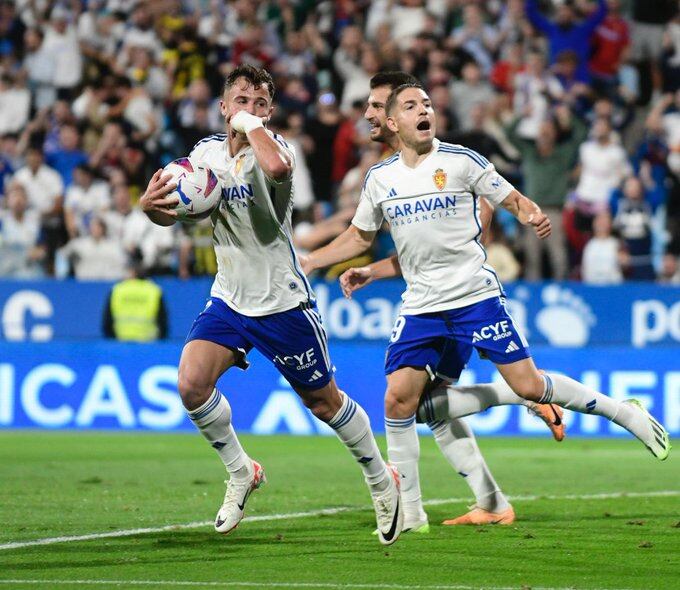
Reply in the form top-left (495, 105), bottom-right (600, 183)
top-left (616, 399), bottom-right (671, 461)
top-left (214, 460), bottom-right (266, 534)
top-left (372, 464), bottom-right (404, 545)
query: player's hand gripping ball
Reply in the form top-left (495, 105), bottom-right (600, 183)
top-left (163, 157), bottom-right (221, 222)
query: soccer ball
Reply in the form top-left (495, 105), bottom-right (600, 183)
top-left (163, 157), bottom-right (221, 222)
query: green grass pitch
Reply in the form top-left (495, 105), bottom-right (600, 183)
top-left (0, 432), bottom-right (678, 590)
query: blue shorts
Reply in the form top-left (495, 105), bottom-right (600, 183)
top-left (186, 297), bottom-right (335, 390)
top-left (385, 296), bottom-right (530, 380)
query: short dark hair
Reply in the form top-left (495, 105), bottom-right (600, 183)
top-left (385, 83), bottom-right (425, 116)
top-left (370, 71), bottom-right (420, 91)
top-left (223, 64), bottom-right (275, 101)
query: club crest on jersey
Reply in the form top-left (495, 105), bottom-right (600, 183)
top-left (433, 168), bottom-right (447, 191)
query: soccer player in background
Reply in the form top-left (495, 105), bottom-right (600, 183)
top-left (139, 65), bottom-right (403, 546)
top-left (302, 84), bottom-right (670, 526)
top-left (339, 72), bottom-right (567, 530)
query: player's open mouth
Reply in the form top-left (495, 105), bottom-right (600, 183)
top-left (416, 120), bottom-right (431, 131)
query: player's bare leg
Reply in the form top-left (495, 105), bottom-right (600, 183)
top-left (178, 340), bottom-right (264, 534)
top-left (384, 367), bottom-right (430, 531)
top-left (496, 358), bottom-right (670, 460)
top-left (295, 378), bottom-right (403, 545)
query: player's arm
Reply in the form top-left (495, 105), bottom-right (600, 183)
top-left (140, 169), bottom-right (178, 227)
top-left (478, 197), bottom-right (493, 246)
top-left (339, 254), bottom-right (401, 299)
top-left (499, 189), bottom-right (551, 239)
top-left (301, 224), bottom-right (377, 275)
top-left (230, 111), bottom-right (293, 181)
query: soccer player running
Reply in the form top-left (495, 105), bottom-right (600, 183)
top-left (302, 83), bottom-right (670, 525)
top-left (339, 72), bottom-right (566, 530)
top-left (139, 65), bottom-right (403, 546)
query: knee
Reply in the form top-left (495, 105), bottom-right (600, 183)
top-left (385, 386), bottom-right (418, 418)
top-left (177, 366), bottom-right (215, 410)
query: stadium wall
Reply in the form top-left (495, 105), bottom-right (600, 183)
top-left (0, 279), bottom-right (678, 436)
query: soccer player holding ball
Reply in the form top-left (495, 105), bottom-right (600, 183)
top-left (140, 65), bottom-right (403, 545)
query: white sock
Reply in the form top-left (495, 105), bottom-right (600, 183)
top-left (418, 381), bottom-right (532, 423)
top-left (385, 415), bottom-right (426, 521)
top-left (187, 388), bottom-right (252, 481)
top-left (429, 419), bottom-right (510, 513)
top-left (328, 392), bottom-right (390, 495)
top-left (540, 373), bottom-right (618, 420)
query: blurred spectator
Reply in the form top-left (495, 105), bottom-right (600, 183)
top-left (178, 217), bottom-right (217, 279)
top-left (64, 165), bottom-right (111, 239)
top-left (42, 6), bottom-right (82, 99)
top-left (658, 252), bottom-right (680, 283)
top-left (512, 49), bottom-right (563, 140)
top-left (11, 145), bottom-right (65, 268)
top-left (485, 217), bottom-right (521, 282)
top-left (506, 106), bottom-right (588, 279)
top-left (57, 217), bottom-right (126, 281)
top-left (448, 3), bottom-right (500, 76)
top-left (22, 27), bottom-right (56, 110)
top-left (0, 73), bottom-right (31, 136)
top-left (582, 211), bottom-right (626, 284)
top-left (661, 9), bottom-right (680, 92)
top-left (646, 92), bottom-right (680, 176)
top-left (0, 137), bottom-right (15, 202)
top-left (613, 177), bottom-right (655, 280)
top-left (103, 256), bottom-right (168, 342)
top-left (572, 117), bottom-right (632, 213)
top-left (46, 124), bottom-right (89, 187)
top-left (305, 93), bottom-right (342, 202)
top-left (589, 0), bottom-right (631, 96)
top-left (332, 100), bottom-right (368, 190)
top-left (525, 0), bottom-right (607, 83)
top-left (449, 61), bottom-right (495, 132)
top-left (0, 184), bottom-right (44, 277)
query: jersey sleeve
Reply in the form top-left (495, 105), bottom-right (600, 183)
top-left (464, 153), bottom-right (515, 206)
top-left (351, 175), bottom-right (383, 231)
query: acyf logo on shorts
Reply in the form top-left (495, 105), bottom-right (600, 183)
top-left (273, 348), bottom-right (317, 371)
top-left (472, 320), bottom-right (512, 343)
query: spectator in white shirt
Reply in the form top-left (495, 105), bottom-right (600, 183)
top-left (574, 117), bottom-right (633, 212)
top-left (11, 145), bottom-right (66, 271)
top-left (0, 73), bottom-right (31, 136)
top-left (0, 184), bottom-right (45, 277)
top-left (582, 212), bottom-right (627, 284)
top-left (12, 145), bottom-right (64, 216)
top-left (64, 164), bottom-right (111, 238)
top-left (57, 216), bottom-right (127, 281)
top-left (42, 6), bottom-right (83, 97)
top-left (22, 28), bottom-right (56, 110)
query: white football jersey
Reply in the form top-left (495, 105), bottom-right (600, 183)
top-left (190, 132), bottom-right (313, 316)
top-left (352, 138), bottom-right (514, 315)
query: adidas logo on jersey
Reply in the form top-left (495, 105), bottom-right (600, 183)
top-left (386, 187), bottom-right (397, 198)
top-left (308, 370), bottom-right (323, 382)
top-left (472, 320), bottom-right (512, 343)
top-left (505, 341), bottom-right (520, 353)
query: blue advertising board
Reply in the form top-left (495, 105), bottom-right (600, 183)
top-left (1, 341), bottom-right (678, 437)
top-left (0, 279), bottom-right (679, 348)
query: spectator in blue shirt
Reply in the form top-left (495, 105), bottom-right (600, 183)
top-left (46, 123), bottom-right (88, 187)
top-left (526, 0), bottom-right (607, 82)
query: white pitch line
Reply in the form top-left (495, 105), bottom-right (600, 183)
top-left (0, 581), bottom-right (638, 590)
top-left (0, 489), bottom-right (677, 552)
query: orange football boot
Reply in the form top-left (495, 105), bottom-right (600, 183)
top-left (528, 403), bottom-right (565, 441)
top-left (442, 505), bottom-right (516, 526)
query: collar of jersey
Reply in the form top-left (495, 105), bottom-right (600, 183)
top-left (397, 137), bottom-right (440, 170)
top-left (223, 138), bottom-right (251, 159)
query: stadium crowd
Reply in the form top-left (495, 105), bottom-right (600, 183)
top-left (0, 0), bottom-right (679, 284)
